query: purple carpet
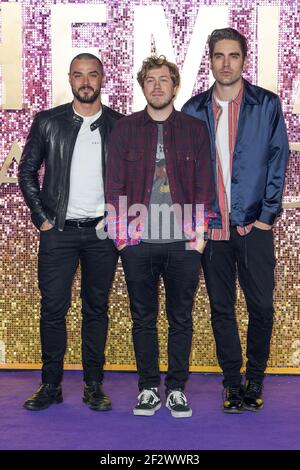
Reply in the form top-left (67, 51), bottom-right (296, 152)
top-left (0, 371), bottom-right (299, 450)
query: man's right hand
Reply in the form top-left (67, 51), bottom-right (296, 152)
top-left (40, 220), bottom-right (54, 231)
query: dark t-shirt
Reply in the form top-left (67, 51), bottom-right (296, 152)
top-left (143, 123), bottom-right (184, 243)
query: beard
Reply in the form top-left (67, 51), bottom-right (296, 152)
top-left (147, 95), bottom-right (174, 110)
top-left (72, 86), bottom-right (100, 103)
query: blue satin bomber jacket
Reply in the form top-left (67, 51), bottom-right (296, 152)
top-left (182, 79), bottom-right (289, 227)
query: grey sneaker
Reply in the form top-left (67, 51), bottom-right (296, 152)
top-left (133, 388), bottom-right (161, 416)
top-left (166, 390), bottom-right (192, 418)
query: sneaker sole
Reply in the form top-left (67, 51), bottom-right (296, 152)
top-left (133, 402), bottom-right (161, 416)
top-left (166, 405), bottom-right (192, 418)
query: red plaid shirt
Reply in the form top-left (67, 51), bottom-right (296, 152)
top-left (210, 84), bottom-right (253, 240)
top-left (106, 108), bottom-right (216, 247)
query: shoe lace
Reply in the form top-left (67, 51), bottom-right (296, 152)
top-left (224, 385), bottom-right (242, 401)
top-left (167, 390), bottom-right (187, 407)
top-left (37, 383), bottom-right (59, 396)
top-left (86, 382), bottom-right (103, 398)
top-left (138, 388), bottom-right (158, 404)
top-left (248, 381), bottom-right (263, 395)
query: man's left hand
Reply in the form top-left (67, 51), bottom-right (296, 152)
top-left (254, 220), bottom-right (273, 230)
top-left (194, 239), bottom-right (207, 254)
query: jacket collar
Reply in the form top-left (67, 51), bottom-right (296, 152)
top-left (202, 78), bottom-right (260, 108)
top-left (212, 80), bottom-right (244, 111)
top-left (62, 102), bottom-right (82, 124)
top-left (69, 102), bottom-right (108, 129)
top-left (242, 79), bottom-right (260, 105)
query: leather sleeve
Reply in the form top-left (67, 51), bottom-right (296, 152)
top-left (18, 113), bottom-right (48, 229)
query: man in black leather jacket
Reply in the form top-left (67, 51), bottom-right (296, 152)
top-left (18, 53), bottom-right (123, 411)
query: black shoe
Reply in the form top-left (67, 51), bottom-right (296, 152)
top-left (166, 389), bottom-right (192, 418)
top-left (83, 381), bottom-right (112, 411)
top-left (23, 383), bottom-right (63, 411)
top-left (133, 388), bottom-right (161, 416)
top-left (223, 385), bottom-right (244, 413)
top-left (243, 380), bottom-right (264, 412)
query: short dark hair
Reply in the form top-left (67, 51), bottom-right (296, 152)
top-left (137, 55), bottom-right (180, 88)
top-left (69, 53), bottom-right (103, 75)
top-left (208, 28), bottom-right (247, 60)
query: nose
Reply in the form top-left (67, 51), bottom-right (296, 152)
top-left (223, 56), bottom-right (230, 67)
top-left (82, 75), bottom-right (90, 86)
top-left (154, 80), bottom-right (162, 89)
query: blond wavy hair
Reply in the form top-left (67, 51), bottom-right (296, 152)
top-left (137, 55), bottom-right (180, 88)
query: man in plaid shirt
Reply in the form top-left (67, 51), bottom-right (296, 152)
top-left (106, 55), bottom-right (216, 418)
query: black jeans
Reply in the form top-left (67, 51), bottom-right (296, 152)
top-left (120, 241), bottom-right (202, 391)
top-left (202, 226), bottom-right (276, 387)
top-left (38, 226), bottom-right (118, 384)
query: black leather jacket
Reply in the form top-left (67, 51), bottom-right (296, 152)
top-left (18, 103), bottom-right (124, 230)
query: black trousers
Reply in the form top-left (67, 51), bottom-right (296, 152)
top-left (38, 226), bottom-right (118, 385)
top-left (120, 241), bottom-right (202, 391)
top-left (202, 226), bottom-right (276, 387)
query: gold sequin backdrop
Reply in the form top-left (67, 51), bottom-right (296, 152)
top-left (0, 0), bottom-right (299, 372)
top-left (0, 205), bottom-right (299, 372)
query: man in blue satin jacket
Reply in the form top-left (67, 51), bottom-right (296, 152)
top-left (182, 28), bottom-right (289, 413)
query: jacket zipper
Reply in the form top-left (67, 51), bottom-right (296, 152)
top-left (56, 123), bottom-right (82, 230)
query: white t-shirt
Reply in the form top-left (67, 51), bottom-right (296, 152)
top-left (66, 109), bottom-right (104, 219)
top-left (215, 98), bottom-right (231, 209)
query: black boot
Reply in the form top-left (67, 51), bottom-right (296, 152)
top-left (243, 380), bottom-right (264, 411)
top-left (23, 384), bottom-right (63, 411)
top-left (223, 385), bottom-right (244, 413)
top-left (83, 382), bottom-right (112, 411)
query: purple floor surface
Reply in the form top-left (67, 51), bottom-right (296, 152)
top-left (0, 371), bottom-right (299, 450)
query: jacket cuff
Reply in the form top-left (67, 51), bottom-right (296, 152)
top-left (31, 212), bottom-right (48, 230)
top-left (258, 209), bottom-right (277, 225)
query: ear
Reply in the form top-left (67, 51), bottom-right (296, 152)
top-left (242, 57), bottom-right (247, 71)
top-left (100, 73), bottom-right (105, 88)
